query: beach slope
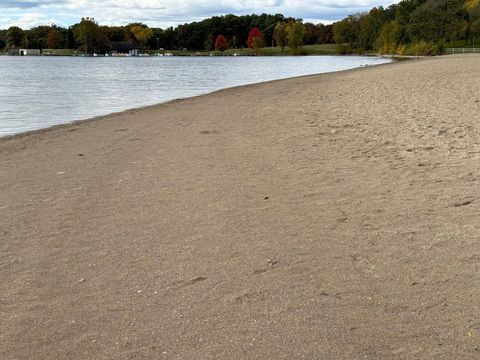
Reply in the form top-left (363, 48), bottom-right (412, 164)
top-left (1, 54), bottom-right (480, 359)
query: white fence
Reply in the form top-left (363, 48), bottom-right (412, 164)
top-left (445, 48), bottom-right (479, 54)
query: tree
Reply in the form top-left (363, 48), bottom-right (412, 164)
top-left (466, 0), bottom-right (480, 43)
top-left (393, 0), bottom-right (429, 43)
top-left (73, 17), bottom-right (108, 54)
top-left (472, 19), bottom-right (480, 38)
top-left (247, 27), bottom-right (264, 53)
top-left (333, 15), bottom-right (361, 45)
top-left (303, 23), bottom-right (321, 45)
top-left (215, 35), bottom-right (228, 51)
top-left (231, 35), bottom-right (238, 48)
top-left (66, 27), bottom-right (75, 49)
top-left (27, 25), bottom-right (51, 49)
top-left (358, 7), bottom-right (387, 51)
top-left (130, 25), bottom-right (153, 50)
top-left (274, 22), bottom-right (288, 51)
top-left (466, 0), bottom-right (480, 9)
top-left (46, 29), bottom-right (64, 49)
top-left (407, 0), bottom-right (467, 43)
top-left (287, 21), bottom-right (305, 54)
top-left (318, 24), bottom-right (334, 43)
top-left (164, 27), bottom-right (175, 50)
top-left (375, 20), bottom-right (400, 53)
top-left (204, 36), bottom-right (214, 50)
top-left (6, 26), bottom-right (27, 49)
top-left (106, 26), bottom-right (127, 42)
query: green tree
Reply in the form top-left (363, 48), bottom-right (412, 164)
top-left (252, 36), bottom-right (264, 54)
top-left (303, 23), bottom-right (322, 45)
top-left (204, 36), bottom-right (214, 51)
top-left (6, 26), bottom-right (27, 49)
top-left (333, 15), bottom-right (360, 45)
top-left (27, 25), bottom-right (51, 49)
top-left (358, 7), bottom-right (387, 51)
top-left (318, 24), bottom-right (334, 43)
top-left (106, 26), bottom-right (127, 42)
top-left (466, 0), bottom-right (480, 44)
top-left (287, 21), bottom-right (305, 54)
top-left (66, 27), bottom-right (75, 49)
top-left (375, 20), bottom-right (401, 53)
top-left (472, 19), bottom-right (480, 38)
top-left (407, 0), bottom-right (467, 42)
top-left (274, 22), bottom-right (288, 51)
top-left (73, 17), bottom-right (107, 54)
top-left (163, 27), bottom-right (175, 50)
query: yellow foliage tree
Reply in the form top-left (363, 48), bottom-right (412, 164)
top-left (466, 0), bottom-right (480, 10)
top-left (130, 25), bottom-right (153, 50)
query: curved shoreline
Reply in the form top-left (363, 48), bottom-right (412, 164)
top-left (0, 56), bottom-right (394, 142)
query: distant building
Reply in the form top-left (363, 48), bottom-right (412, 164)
top-left (109, 42), bottom-right (140, 56)
top-left (8, 48), bottom-right (41, 56)
top-left (20, 49), bottom-right (41, 56)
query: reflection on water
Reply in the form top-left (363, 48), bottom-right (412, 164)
top-left (0, 56), bottom-right (391, 137)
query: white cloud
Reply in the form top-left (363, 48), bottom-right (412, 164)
top-left (1, 0), bottom-right (398, 29)
top-left (0, 12), bottom-right (62, 28)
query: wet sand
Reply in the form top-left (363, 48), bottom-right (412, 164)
top-left (1, 54), bottom-right (480, 359)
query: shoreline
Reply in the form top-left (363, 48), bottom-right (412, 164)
top-left (2, 54), bottom-right (480, 359)
top-left (0, 56), bottom-right (396, 142)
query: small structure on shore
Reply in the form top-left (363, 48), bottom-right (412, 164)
top-left (109, 42), bottom-right (140, 56)
top-left (8, 48), bottom-right (41, 56)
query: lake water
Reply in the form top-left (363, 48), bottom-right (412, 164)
top-left (0, 56), bottom-right (391, 137)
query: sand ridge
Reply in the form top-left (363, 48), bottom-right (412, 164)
top-left (1, 54), bottom-right (480, 359)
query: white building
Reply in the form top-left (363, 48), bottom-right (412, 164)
top-left (18, 49), bottom-right (41, 56)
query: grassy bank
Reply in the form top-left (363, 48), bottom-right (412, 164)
top-left (0, 44), bottom-right (341, 57)
top-left (445, 39), bottom-right (480, 48)
top-left (147, 44), bottom-right (339, 56)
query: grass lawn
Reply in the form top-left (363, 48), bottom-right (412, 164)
top-left (35, 44), bottom-right (341, 57)
top-left (445, 39), bottom-right (480, 48)
top-left (152, 44), bottom-right (340, 56)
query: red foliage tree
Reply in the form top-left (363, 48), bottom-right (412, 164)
top-left (46, 29), bottom-right (64, 49)
top-left (215, 35), bottom-right (228, 52)
top-left (246, 27), bottom-right (264, 49)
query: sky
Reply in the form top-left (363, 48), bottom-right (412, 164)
top-left (0, 0), bottom-right (398, 29)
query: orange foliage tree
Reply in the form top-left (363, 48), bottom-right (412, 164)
top-left (46, 29), bottom-right (64, 49)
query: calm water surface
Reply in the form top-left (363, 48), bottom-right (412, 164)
top-left (0, 56), bottom-right (391, 137)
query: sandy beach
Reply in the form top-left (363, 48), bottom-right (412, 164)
top-left (1, 54), bottom-right (480, 359)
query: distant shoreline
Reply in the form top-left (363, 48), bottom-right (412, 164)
top-left (0, 44), bottom-right (349, 57)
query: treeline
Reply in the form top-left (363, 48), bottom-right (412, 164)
top-left (2, 0), bottom-right (478, 55)
top-left (333, 0), bottom-right (480, 55)
top-left (0, 14), bottom-right (333, 53)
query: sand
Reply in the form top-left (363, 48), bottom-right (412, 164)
top-left (1, 54), bottom-right (480, 359)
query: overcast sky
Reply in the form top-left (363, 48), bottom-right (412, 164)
top-left (1, 0), bottom-right (398, 29)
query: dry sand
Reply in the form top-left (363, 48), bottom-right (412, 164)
top-left (1, 54), bottom-right (480, 359)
